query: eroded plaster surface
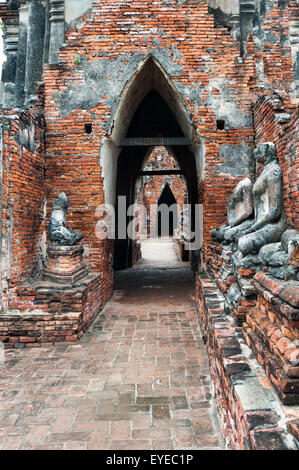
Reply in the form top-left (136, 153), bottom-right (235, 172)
top-left (64, 0), bottom-right (93, 25)
top-left (215, 143), bottom-right (254, 177)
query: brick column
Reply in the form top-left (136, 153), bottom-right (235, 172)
top-left (9, 0), bottom-right (20, 9)
top-left (14, 3), bottom-right (29, 108)
top-left (24, 0), bottom-right (46, 107)
top-left (239, 0), bottom-right (255, 58)
top-left (1, 19), bottom-right (19, 107)
top-left (49, 0), bottom-right (64, 64)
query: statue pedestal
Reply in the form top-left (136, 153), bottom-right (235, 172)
top-left (44, 245), bottom-right (88, 284)
top-left (243, 272), bottom-right (299, 405)
top-left (208, 242), bottom-right (257, 323)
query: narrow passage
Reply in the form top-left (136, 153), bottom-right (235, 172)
top-left (0, 239), bottom-right (224, 450)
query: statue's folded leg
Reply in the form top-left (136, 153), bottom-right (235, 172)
top-left (238, 224), bottom-right (282, 255)
top-left (68, 227), bottom-right (83, 243)
top-left (224, 219), bottom-right (254, 244)
top-left (50, 227), bottom-right (70, 243)
top-left (50, 226), bottom-right (83, 246)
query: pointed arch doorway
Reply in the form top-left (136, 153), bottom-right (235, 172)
top-left (101, 56), bottom-right (204, 270)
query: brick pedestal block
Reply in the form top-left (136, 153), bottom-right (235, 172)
top-left (195, 272), bottom-right (298, 450)
top-left (243, 273), bottom-right (299, 405)
top-left (208, 243), bottom-right (257, 323)
top-left (208, 243), bottom-right (223, 277)
top-left (44, 245), bottom-right (88, 284)
top-left (1, 272), bottom-right (103, 348)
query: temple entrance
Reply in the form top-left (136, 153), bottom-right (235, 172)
top-left (108, 57), bottom-right (202, 271)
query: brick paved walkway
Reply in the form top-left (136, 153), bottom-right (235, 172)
top-left (0, 240), bottom-right (225, 450)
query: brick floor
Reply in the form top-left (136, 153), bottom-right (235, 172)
top-left (0, 239), bottom-right (225, 450)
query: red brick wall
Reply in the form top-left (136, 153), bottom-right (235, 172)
top-left (0, 110), bottom-right (45, 309)
top-left (252, 2), bottom-right (295, 92)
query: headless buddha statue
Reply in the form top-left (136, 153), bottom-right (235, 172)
top-left (49, 192), bottom-right (83, 246)
top-left (229, 142), bottom-right (287, 256)
top-left (211, 177), bottom-right (253, 243)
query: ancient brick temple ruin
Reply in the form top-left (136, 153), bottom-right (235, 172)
top-left (0, 0), bottom-right (298, 450)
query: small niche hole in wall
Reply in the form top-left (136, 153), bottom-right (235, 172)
top-left (85, 123), bottom-right (92, 134)
top-left (216, 120), bottom-right (225, 130)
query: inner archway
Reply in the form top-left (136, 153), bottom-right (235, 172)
top-left (157, 184), bottom-right (177, 237)
top-left (135, 145), bottom-right (188, 241)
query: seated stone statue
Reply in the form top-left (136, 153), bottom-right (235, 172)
top-left (49, 192), bottom-right (83, 246)
top-left (229, 142), bottom-right (287, 256)
top-left (211, 177), bottom-right (253, 243)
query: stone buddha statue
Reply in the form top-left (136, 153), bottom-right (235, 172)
top-left (211, 177), bottom-right (254, 243)
top-left (48, 192), bottom-right (83, 246)
top-left (230, 142), bottom-right (287, 256)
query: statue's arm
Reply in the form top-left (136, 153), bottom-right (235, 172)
top-left (228, 187), bottom-right (253, 227)
top-left (248, 174), bottom-right (283, 232)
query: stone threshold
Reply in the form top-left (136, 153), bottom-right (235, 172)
top-left (195, 272), bottom-right (299, 450)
